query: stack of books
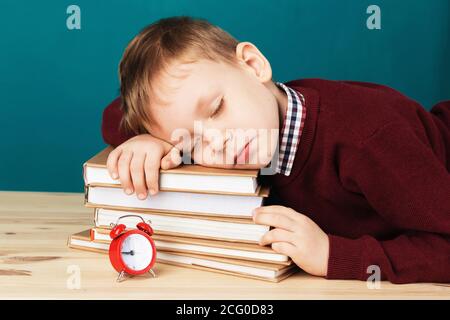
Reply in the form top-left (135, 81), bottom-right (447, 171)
top-left (68, 147), bottom-right (299, 282)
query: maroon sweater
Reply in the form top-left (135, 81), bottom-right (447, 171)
top-left (101, 79), bottom-right (450, 284)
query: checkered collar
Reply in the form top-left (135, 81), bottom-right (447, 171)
top-left (274, 82), bottom-right (306, 176)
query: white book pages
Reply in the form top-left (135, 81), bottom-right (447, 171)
top-left (68, 238), bottom-right (294, 280)
top-left (85, 166), bottom-right (258, 194)
top-left (87, 186), bottom-right (264, 218)
top-left (157, 252), bottom-right (292, 279)
top-left (95, 208), bottom-right (269, 243)
top-left (91, 229), bottom-right (288, 263)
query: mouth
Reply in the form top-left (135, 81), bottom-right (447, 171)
top-left (234, 137), bottom-right (254, 164)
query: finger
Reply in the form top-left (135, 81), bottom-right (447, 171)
top-left (259, 228), bottom-right (295, 246)
top-left (130, 152), bottom-right (147, 200)
top-left (271, 242), bottom-right (297, 257)
top-left (159, 137), bottom-right (179, 155)
top-left (253, 205), bottom-right (303, 222)
top-left (253, 205), bottom-right (293, 215)
top-left (117, 151), bottom-right (133, 194)
top-left (144, 152), bottom-right (161, 195)
top-left (253, 212), bottom-right (296, 232)
top-left (106, 148), bottom-right (122, 180)
top-left (161, 146), bottom-right (182, 170)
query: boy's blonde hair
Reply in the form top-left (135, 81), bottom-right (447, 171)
top-left (119, 16), bottom-right (239, 135)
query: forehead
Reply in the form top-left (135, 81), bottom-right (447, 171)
top-left (153, 59), bottom-right (225, 101)
top-left (147, 59), bottom-right (225, 138)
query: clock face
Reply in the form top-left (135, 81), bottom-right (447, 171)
top-left (120, 233), bottom-right (153, 271)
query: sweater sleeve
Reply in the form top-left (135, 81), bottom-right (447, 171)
top-left (326, 122), bottom-right (450, 284)
top-left (101, 97), bottom-right (136, 147)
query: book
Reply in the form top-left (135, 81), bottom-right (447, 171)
top-left (93, 207), bottom-right (270, 243)
top-left (85, 185), bottom-right (269, 219)
top-left (84, 147), bottom-right (263, 195)
top-left (91, 227), bottom-right (292, 265)
top-left (68, 230), bottom-right (299, 282)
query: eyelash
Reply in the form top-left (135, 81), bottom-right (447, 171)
top-left (210, 98), bottom-right (224, 118)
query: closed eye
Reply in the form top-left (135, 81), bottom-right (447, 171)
top-left (210, 97), bottom-right (224, 119)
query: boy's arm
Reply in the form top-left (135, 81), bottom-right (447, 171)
top-left (101, 98), bottom-right (183, 197)
top-left (101, 97), bottom-right (136, 147)
top-left (327, 122), bottom-right (450, 284)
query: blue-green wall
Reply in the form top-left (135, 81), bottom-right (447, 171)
top-left (1, 0), bottom-right (449, 192)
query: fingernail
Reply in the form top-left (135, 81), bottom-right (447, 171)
top-left (149, 189), bottom-right (156, 195)
top-left (138, 193), bottom-right (146, 200)
top-left (125, 188), bottom-right (133, 195)
top-left (112, 173), bottom-right (118, 179)
top-left (252, 209), bottom-right (257, 217)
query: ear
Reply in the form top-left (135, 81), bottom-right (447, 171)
top-left (235, 42), bottom-right (272, 83)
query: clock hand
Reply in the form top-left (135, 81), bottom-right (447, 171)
top-left (122, 251), bottom-right (147, 255)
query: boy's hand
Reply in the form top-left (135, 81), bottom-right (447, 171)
top-left (106, 134), bottom-right (182, 199)
top-left (252, 205), bottom-right (329, 277)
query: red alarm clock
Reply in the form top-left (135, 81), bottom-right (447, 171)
top-left (108, 215), bottom-right (157, 282)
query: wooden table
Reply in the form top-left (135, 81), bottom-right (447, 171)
top-left (0, 191), bottom-right (448, 299)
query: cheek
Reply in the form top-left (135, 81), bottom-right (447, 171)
top-left (226, 99), bottom-right (277, 130)
top-left (191, 143), bottom-right (237, 168)
top-left (255, 132), bottom-right (278, 164)
top-left (245, 89), bottom-right (279, 129)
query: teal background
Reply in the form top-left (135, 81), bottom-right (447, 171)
top-left (0, 0), bottom-right (449, 192)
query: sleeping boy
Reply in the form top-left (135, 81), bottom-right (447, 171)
top-left (100, 16), bottom-right (450, 284)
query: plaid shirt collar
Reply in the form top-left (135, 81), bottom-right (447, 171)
top-left (274, 82), bottom-right (306, 176)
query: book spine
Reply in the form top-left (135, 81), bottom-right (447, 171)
top-left (93, 208), bottom-right (99, 228)
top-left (82, 163), bottom-right (88, 185)
top-left (84, 184), bottom-right (89, 204)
